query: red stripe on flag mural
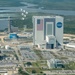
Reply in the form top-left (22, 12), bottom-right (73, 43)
top-left (37, 19), bottom-right (43, 31)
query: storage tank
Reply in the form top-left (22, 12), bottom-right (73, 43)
top-left (1, 46), bottom-right (4, 49)
top-left (4, 73), bottom-right (8, 75)
top-left (5, 45), bottom-right (10, 49)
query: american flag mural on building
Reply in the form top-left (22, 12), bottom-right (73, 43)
top-left (37, 19), bottom-right (43, 31)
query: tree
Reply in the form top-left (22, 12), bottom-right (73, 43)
top-left (26, 62), bottom-right (32, 66)
top-left (32, 70), bottom-right (36, 73)
top-left (18, 67), bottom-right (29, 75)
top-left (40, 71), bottom-right (43, 73)
top-left (43, 73), bottom-right (46, 75)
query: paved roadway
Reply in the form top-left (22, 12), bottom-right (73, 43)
top-left (43, 70), bottom-right (75, 75)
top-left (14, 47), bottom-right (25, 70)
top-left (14, 47), bottom-right (31, 75)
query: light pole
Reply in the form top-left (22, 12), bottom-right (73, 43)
top-left (7, 9), bottom-right (28, 33)
top-left (8, 16), bottom-right (11, 33)
top-left (20, 8), bottom-right (28, 20)
top-left (20, 9), bottom-right (28, 32)
top-left (24, 25), bottom-right (27, 32)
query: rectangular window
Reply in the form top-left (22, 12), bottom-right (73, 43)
top-left (46, 22), bottom-right (54, 35)
top-left (37, 19), bottom-right (40, 24)
top-left (47, 24), bottom-right (52, 35)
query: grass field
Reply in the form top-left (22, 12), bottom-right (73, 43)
top-left (0, 0), bottom-right (75, 10)
top-left (0, 0), bottom-right (75, 34)
top-left (11, 12), bottom-right (75, 34)
top-left (0, 0), bottom-right (24, 7)
top-left (23, 0), bottom-right (75, 10)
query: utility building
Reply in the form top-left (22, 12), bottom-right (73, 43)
top-left (33, 16), bottom-right (63, 49)
top-left (47, 59), bottom-right (64, 69)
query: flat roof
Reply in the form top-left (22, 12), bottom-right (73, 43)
top-left (66, 43), bottom-right (75, 48)
top-left (33, 16), bottom-right (63, 18)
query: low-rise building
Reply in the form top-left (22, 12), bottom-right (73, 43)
top-left (47, 59), bottom-right (64, 69)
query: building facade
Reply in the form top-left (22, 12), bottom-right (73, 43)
top-left (47, 59), bottom-right (64, 69)
top-left (33, 16), bottom-right (63, 49)
top-left (9, 33), bottom-right (19, 39)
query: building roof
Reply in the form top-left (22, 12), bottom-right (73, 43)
top-left (0, 62), bottom-right (16, 67)
top-left (47, 59), bottom-right (63, 64)
top-left (66, 43), bottom-right (75, 48)
top-left (33, 16), bottom-right (63, 19)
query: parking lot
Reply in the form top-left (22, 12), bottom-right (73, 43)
top-left (19, 46), bottom-right (39, 60)
top-left (41, 51), bottom-right (55, 60)
top-left (20, 50), bottom-right (39, 60)
top-left (58, 50), bottom-right (75, 58)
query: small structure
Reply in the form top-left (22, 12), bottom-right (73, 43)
top-left (46, 35), bottom-right (56, 49)
top-left (9, 33), bottom-right (19, 39)
top-left (65, 43), bottom-right (75, 49)
top-left (11, 27), bottom-right (18, 32)
top-left (47, 59), bottom-right (64, 69)
top-left (0, 62), bottom-right (16, 68)
top-left (38, 44), bottom-right (46, 49)
top-left (1, 49), bottom-right (14, 54)
top-left (17, 45), bottom-right (32, 50)
top-left (5, 45), bottom-right (10, 50)
top-left (0, 71), bottom-right (7, 75)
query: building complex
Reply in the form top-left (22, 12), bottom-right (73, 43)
top-left (33, 16), bottom-right (63, 49)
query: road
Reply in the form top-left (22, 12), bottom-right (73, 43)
top-left (43, 70), bottom-right (75, 75)
top-left (14, 47), bottom-right (25, 71)
top-left (13, 47), bottom-right (31, 75)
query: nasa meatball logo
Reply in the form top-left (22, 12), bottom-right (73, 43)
top-left (57, 22), bottom-right (62, 28)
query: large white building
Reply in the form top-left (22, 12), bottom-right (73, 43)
top-left (33, 16), bottom-right (64, 49)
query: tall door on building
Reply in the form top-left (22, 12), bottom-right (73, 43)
top-left (51, 44), bottom-right (54, 49)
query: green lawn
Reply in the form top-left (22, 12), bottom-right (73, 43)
top-left (64, 61), bottom-right (75, 70)
top-left (11, 12), bottom-right (75, 34)
top-left (0, 0), bottom-right (25, 7)
top-left (23, 0), bottom-right (75, 10)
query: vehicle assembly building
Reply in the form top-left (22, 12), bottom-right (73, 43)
top-left (33, 16), bottom-right (63, 49)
